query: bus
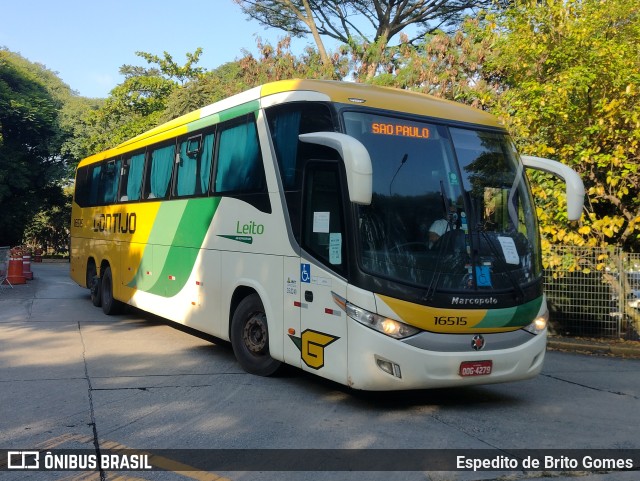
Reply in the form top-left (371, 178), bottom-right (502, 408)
top-left (70, 79), bottom-right (584, 390)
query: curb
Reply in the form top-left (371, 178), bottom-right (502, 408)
top-left (548, 337), bottom-right (640, 358)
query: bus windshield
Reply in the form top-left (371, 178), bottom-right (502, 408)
top-left (343, 111), bottom-right (541, 293)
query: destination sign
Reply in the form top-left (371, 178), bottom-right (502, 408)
top-left (371, 122), bottom-right (430, 139)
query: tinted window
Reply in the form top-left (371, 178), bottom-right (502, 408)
top-left (100, 159), bottom-right (121, 204)
top-left (214, 116), bottom-right (265, 193)
top-left (79, 160), bottom-right (120, 206)
top-left (145, 144), bottom-right (175, 199)
top-left (120, 152), bottom-right (145, 202)
top-left (266, 103), bottom-right (335, 190)
top-left (175, 132), bottom-right (215, 197)
top-left (302, 164), bottom-right (346, 272)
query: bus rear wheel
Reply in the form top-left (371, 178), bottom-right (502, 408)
top-left (101, 266), bottom-right (122, 315)
top-left (88, 262), bottom-right (101, 307)
top-left (230, 293), bottom-right (281, 376)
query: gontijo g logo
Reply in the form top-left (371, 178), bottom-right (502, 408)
top-left (289, 329), bottom-right (339, 369)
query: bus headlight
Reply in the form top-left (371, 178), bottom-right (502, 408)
top-left (523, 310), bottom-right (548, 335)
top-left (346, 302), bottom-right (419, 339)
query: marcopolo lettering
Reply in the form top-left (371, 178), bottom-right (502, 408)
top-left (451, 296), bottom-right (498, 306)
top-left (93, 212), bottom-right (137, 234)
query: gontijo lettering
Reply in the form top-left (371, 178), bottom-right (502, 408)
top-left (93, 212), bottom-right (137, 234)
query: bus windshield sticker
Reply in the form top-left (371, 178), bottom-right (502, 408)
top-left (313, 212), bottom-right (330, 233)
top-left (497, 236), bottom-right (520, 265)
top-left (475, 265), bottom-right (492, 287)
top-left (329, 233), bottom-right (342, 265)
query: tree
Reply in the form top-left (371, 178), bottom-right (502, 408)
top-left (234, 0), bottom-right (496, 79)
top-left (80, 49), bottom-right (205, 153)
top-left (484, 0), bottom-right (640, 252)
top-left (23, 186), bottom-right (72, 255)
top-left (160, 37), bottom-right (346, 121)
top-left (378, 19), bottom-right (496, 109)
top-left (0, 50), bottom-right (67, 246)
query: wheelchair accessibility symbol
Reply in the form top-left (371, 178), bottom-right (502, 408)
top-left (301, 263), bottom-right (311, 283)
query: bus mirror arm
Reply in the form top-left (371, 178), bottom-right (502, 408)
top-left (521, 155), bottom-right (585, 221)
top-left (299, 132), bottom-right (373, 205)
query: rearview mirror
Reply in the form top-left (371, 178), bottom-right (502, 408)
top-left (299, 132), bottom-right (372, 205)
top-left (521, 155), bottom-right (585, 221)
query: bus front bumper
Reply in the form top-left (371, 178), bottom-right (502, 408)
top-left (346, 319), bottom-right (547, 391)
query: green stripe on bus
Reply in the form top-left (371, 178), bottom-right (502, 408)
top-left (127, 201), bottom-right (187, 291)
top-left (186, 101), bottom-right (260, 133)
top-left (507, 296), bottom-right (543, 327)
top-left (474, 296), bottom-right (542, 329)
top-left (146, 197), bottom-right (220, 297)
top-left (127, 197), bottom-right (220, 296)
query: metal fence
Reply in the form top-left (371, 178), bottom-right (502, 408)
top-left (543, 246), bottom-right (640, 340)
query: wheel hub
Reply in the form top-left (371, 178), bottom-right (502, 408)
top-left (242, 312), bottom-right (268, 354)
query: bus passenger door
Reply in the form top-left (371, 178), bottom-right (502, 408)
top-left (297, 162), bottom-right (349, 385)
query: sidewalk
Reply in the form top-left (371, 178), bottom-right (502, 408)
top-left (548, 336), bottom-right (640, 358)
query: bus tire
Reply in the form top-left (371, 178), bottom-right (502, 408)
top-left (101, 266), bottom-right (122, 315)
top-left (88, 263), bottom-right (101, 307)
top-left (230, 293), bottom-right (281, 376)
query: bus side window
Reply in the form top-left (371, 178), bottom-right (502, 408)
top-left (175, 132), bottom-right (215, 197)
top-left (265, 103), bottom-right (336, 242)
top-left (302, 163), bottom-right (346, 272)
top-left (145, 144), bottom-right (175, 200)
top-left (214, 116), bottom-right (265, 193)
top-left (120, 152), bottom-right (145, 202)
top-left (99, 159), bottom-right (121, 205)
top-left (265, 102), bottom-right (335, 191)
top-left (88, 164), bottom-right (102, 206)
top-left (74, 165), bottom-right (90, 207)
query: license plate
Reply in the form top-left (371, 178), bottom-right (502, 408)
top-left (459, 360), bottom-right (492, 377)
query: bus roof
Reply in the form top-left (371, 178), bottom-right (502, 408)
top-left (263, 79), bottom-right (501, 127)
top-left (78, 79), bottom-right (503, 167)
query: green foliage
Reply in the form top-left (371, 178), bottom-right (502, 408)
top-left (235, 36), bottom-right (347, 84)
top-left (161, 37), bottom-right (346, 122)
top-left (80, 49), bottom-right (205, 153)
top-left (378, 20), bottom-right (497, 108)
top-left (0, 50), bottom-right (67, 246)
top-left (235, 0), bottom-right (499, 81)
top-left (23, 186), bottom-right (72, 254)
top-left (485, 0), bottom-right (640, 251)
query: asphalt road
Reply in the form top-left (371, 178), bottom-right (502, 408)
top-left (1, 263), bottom-right (639, 481)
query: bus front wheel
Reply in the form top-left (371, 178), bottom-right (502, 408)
top-left (230, 293), bottom-right (281, 376)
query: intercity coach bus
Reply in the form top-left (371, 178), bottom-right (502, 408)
top-left (70, 79), bottom-right (584, 390)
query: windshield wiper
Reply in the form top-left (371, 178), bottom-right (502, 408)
top-left (425, 180), bottom-right (457, 298)
top-left (389, 153), bottom-right (408, 196)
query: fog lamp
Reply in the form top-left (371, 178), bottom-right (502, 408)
top-left (375, 356), bottom-right (402, 378)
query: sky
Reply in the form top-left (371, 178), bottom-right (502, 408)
top-left (0, 0), bottom-right (316, 98)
